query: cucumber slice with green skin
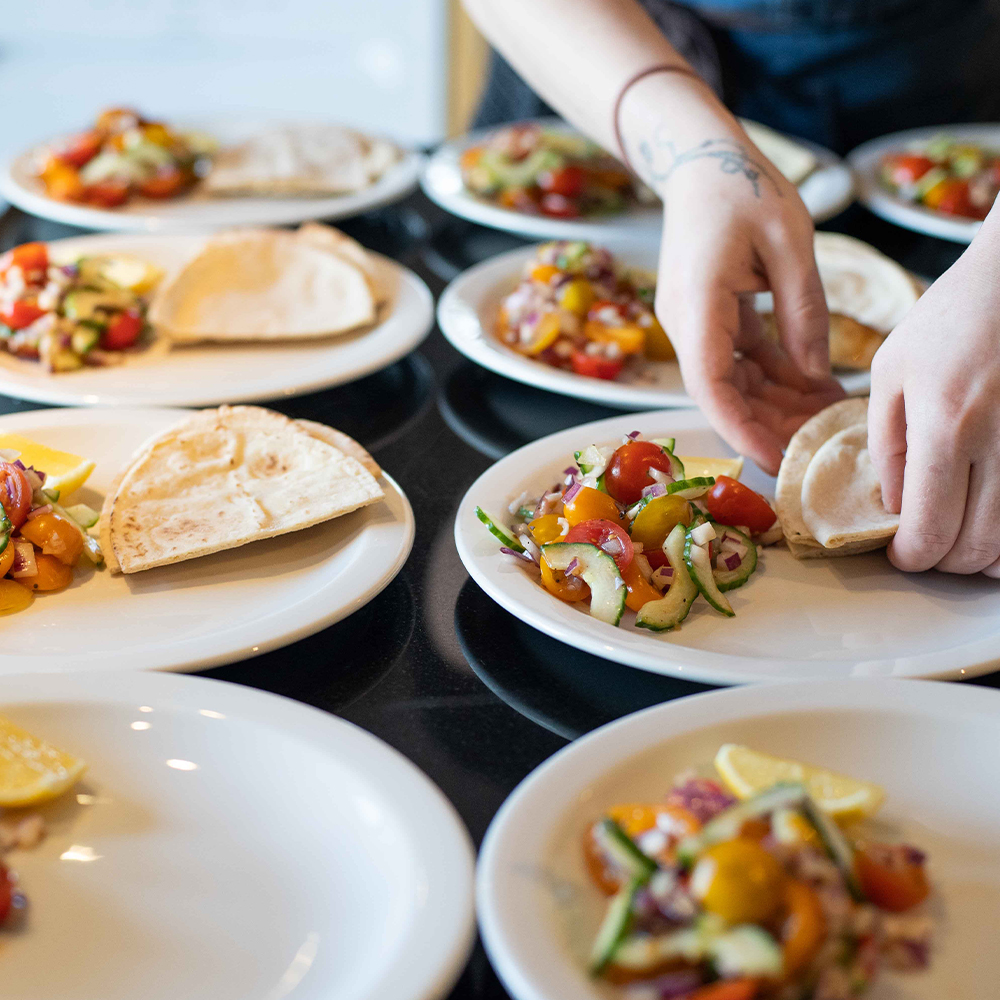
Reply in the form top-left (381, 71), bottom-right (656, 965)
top-left (635, 524), bottom-right (698, 632)
top-left (607, 926), bottom-right (707, 973)
top-left (713, 526), bottom-right (757, 592)
top-left (710, 925), bottom-right (784, 979)
top-left (677, 783), bottom-right (807, 868)
top-left (64, 502), bottom-right (100, 529)
top-left (589, 876), bottom-right (643, 974)
top-left (541, 542), bottom-right (626, 626)
top-left (665, 476), bottom-right (715, 500)
top-left (574, 445), bottom-right (608, 476)
top-left (684, 533), bottom-right (734, 617)
top-left (475, 506), bottom-right (524, 552)
top-left (800, 796), bottom-right (865, 901)
top-left (593, 819), bottom-right (657, 880)
top-left (651, 436), bottom-right (676, 453)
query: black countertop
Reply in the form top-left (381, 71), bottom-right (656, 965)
top-left (0, 193), bottom-right (994, 999)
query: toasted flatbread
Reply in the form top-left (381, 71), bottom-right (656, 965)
top-left (295, 222), bottom-right (386, 306)
top-left (148, 228), bottom-right (376, 343)
top-left (105, 405), bottom-right (383, 574)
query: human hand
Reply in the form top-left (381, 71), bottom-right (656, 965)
top-left (868, 224), bottom-right (1000, 576)
top-left (648, 123), bottom-right (845, 475)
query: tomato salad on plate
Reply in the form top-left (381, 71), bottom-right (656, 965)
top-left (496, 242), bottom-right (675, 382)
top-left (475, 432), bottom-right (782, 632)
top-left (583, 744), bottom-right (932, 1000)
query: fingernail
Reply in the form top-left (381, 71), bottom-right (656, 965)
top-left (805, 344), bottom-right (829, 379)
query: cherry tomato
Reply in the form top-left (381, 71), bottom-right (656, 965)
top-left (856, 843), bottom-right (930, 912)
top-left (40, 158), bottom-right (86, 202)
top-left (60, 131), bottom-right (102, 168)
top-left (138, 165), bottom-right (188, 199)
top-left (620, 559), bottom-right (661, 611)
top-left (0, 462), bottom-right (32, 529)
top-left (16, 552), bottom-right (73, 592)
top-left (539, 556), bottom-right (590, 602)
top-left (691, 838), bottom-right (786, 925)
top-left (587, 299), bottom-right (628, 323)
top-left (923, 177), bottom-right (976, 217)
top-left (527, 513), bottom-right (566, 545)
top-left (781, 879), bottom-right (826, 977)
top-left (498, 187), bottom-right (539, 213)
top-left (0, 540), bottom-right (15, 578)
top-left (564, 518), bottom-right (633, 571)
top-left (0, 863), bottom-right (11, 924)
top-left (10, 242), bottom-right (49, 276)
top-left (539, 193), bottom-right (580, 218)
top-left (570, 349), bottom-right (624, 381)
top-left (629, 495), bottom-right (691, 551)
top-left (1, 300), bottom-right (46, 331)
top-left (539, 165), bottom-right (585, 198)
top-left (86, 180), bottom-right (130, 207)
top-left (459, 146), bottom-right (484, 171)
top-left (882, 153), bottom-right (935, 186)
top-left (18, 513), bottom-right (84, 566)
top-left (562, 486), bottom-right (622, 527)
top-left (705, 476), bottom-right (776, 533)
top-left (683, 981), bottom-right (759, 1000)
top-left (604, 441), bottom-right (675, 506)
top-left (101, 310), bottom-right (144, 350)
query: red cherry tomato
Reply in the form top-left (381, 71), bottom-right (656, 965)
top-left (539, 165), bottom-right (585, 198)
top-left (1, 300), bottom-right (46, 331)
top-left (604, 441), bottom-right (675, 506)
top-left (86, 180), bottom-right (130, 207)
top-left (0, 461), bottom-right (32, 529)
top-left (10, 242), bottom-right (49, 277)
top-left (0, 863), bottom-right (12, 925)
top-left (138, 165), bottom-right (187, 199)
top-left (60, 131), bottom-right (102, 169)
top-left (101, 310), bottom-right (144, 350)
top-left (570, 349), bottom-right (624, 381)
top-left (856, 844), bottom-right (930, 912)
top-left (704, 476), bottom-right (776, 534)
top-left (564, 518), bottom-right (633, 571)
top-left (923, 177), bottom-right (976, 217)
top-left (539, 193), bottom-right (580, 218)
top-left (883, 153), bottom-right (935, 186)
top-left (643, 548), bottom-right (669, 571)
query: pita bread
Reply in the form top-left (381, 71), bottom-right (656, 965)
top-left (292, 419), bottom-right (381, 478)
top-left (105, 405), bottom-right (384, 574)
top-left (740, 120), bottom-right (818, 185)
top-left (295, 222), bottom-right (387, 305)
top-left (203, 124), bottom-right (400, 196)
top-left (148, 228), bottom-right (376, 343)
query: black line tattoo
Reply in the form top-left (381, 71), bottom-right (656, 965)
top-left (637, 130), bottom-right (782, 198)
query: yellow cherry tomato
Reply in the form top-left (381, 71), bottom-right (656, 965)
top-left (630, 496), bottom-right (691, 551)
top-left (620, 560), bottom-right (662, 612)
top-left (16, 552), bottom-right (73, 593)
top-left (559, 279), bottom-right (596, 316)
top-left (643, 316), bottom-right (676, 361)
top-left (583, 320), bottom-right (645, 355)
top-left (530, 263), bottom-right (560, 284)
top-left (0, 541), bottom-right (15, 578)
top-left (563, 486), bottom-right (622, 527)
top-left (528, 514), bottom-right (566, 545)
top-left (0, 578), bottom-right (32, 615)
top-left (18, 514), bottom-right (84, 566)
top-left (691, 838), bottom-right (786, 925)
top-left (540, 556), bottom-right (591, 602)
top-left (142, 122), bottom-right (173, 147)
top-left (781, 879), bottom-right (827, 978)
top-left (525, 312), bottom-right (562, 355)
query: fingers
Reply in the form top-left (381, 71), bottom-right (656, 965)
top-left (867, 355), bottom-right (907, 514)
top-left (936, 459), bottom-right (1000, 574)
top-left (888, 433), bottom-right (970, 573)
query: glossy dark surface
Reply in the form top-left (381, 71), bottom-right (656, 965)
top-left (1, 193), bottom-right (996, 1000)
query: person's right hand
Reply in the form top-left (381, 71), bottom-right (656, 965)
top-left (652, 123), bottom-right (845, 475)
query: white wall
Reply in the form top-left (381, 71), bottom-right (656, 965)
top-left (0, 0), bottom-right (450, 154)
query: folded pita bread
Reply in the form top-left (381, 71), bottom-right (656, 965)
top-left (102, 405), bottom-right (384, 575)
top-left (203, 124), bottom-right (400, 196)
top-left (148, 228), bottom-right (376, 343)
top-left (295, 222), bottom-right (387, 306)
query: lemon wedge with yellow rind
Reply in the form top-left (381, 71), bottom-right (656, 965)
top-left (677, 456), bottom-right (744, 481)
top-left (0, 716), bottom-right (87, 807)
top-left (0, 434), bottom-right (95, 498)
top-left (714, 743), bottom-right (885, 820)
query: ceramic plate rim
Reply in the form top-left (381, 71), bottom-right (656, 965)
top-left (0, 406), bottom-right (415, 674)
top-left (0, 668), bottom-right (476, 1000)
top-left (476, 676), bottom-right (999, 1000)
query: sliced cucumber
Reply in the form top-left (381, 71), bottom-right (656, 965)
top-left (64, 502), bottom-right (100, 529)
top-left (677, 783), bottom-right (807, 868)
top-left (651, 436), bottom-right (676, 453)
top-left (541, 542), bottom-right (626, 626)
top-left (635, 524), bottom-right (698, 632)
top-left (606, 926), bottom-right (707, 973)
top-left (800, 796), bottom-right (864, 901)
top-left (665, 476), bottom-right (715, 500)
top-left (593, 819), bottom-right (657, 880)
top-left (589, 876), bottom-right (642, 974)
top-left (713, 526), bottom-right (758, 592)
top-left (475, 506), bottom-right (524, 552)
top-left (710, 925), bottom-right (784, 979)
top-left (574, 444), bottom-right (608, 476)
top-left (684, 533), bottom-right (734, 617)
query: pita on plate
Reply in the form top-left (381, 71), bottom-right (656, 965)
top-left (203, 124), bottom-right (401, 196)
top-left (740, 119), bottom-right (818, 185)
top-left (148, 227), bottom-right (376, 343)
top-left (295, 222), bottom-right (387, 306)
top-left (102, 405), bottom-right (384, 575)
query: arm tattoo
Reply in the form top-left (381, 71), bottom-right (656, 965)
top-left (637, 129), bottom-right (781, 198)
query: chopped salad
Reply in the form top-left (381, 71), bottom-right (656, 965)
top-left (37, 107), bottom-right (214, 208)
top-left (584, 745), bottom-right (932, 999)
top-left (880, 134), bottom-right (999, 220)
top-left (460, 122), bottom-right (646, 219)
top-left (0, 241), bottom-right (160, 372)
top-left (476, 432), bottom-right (781, 631)
top-left (497, 242), bottom-right (674, 382)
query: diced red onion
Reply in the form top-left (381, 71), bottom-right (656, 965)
top-left (603, 537), bottom-right (624, 557)
top-left (563, 481), bottom-right (582, 504)
top-left (724, 551), bottom-right (742, 571)
top-left (519, 535), bottom-right (542, 563)
top-left (565, 557), bottom-right (580, 575)
top-left (500, 546), bottom-right (533, 564)
top-left (666, 778), bottom-right (736, 823)
top-left (627, 430), bottom-right (641, 439)
top-left (61, 264), bottom-right (79, 278)
top-left (640, 482), bottom-right (667, 500)
top-left (10, 540), bottom-right (37, 578)
top-left (563, 466), bottom-right (579, 477)
top-left (25, 504), bottom-right (52, 521)
top-left (21, 467), bottom-right (44, 492)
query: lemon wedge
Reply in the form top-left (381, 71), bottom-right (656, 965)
top-left (0, 434), bottom-right (95, 498)
top-left (714, 743), bottom-right (885, 819)
top-left (0, 716), bottom-right (87, 807)
top-left (97, 255), bottom-right (163, 295)
top-left (678, 456), bottom-right (744, 481)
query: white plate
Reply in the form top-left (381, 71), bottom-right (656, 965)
top-left (0, 670), bottom-right (475, 1000)
top-left (0, 118), bottom-right (424, 233)
top-left (422, 119), bottom-right (854, 243)
top-left (455, 408), bottom-right (1000, 684)
top-left (0, 232), bottom-right (433, 407)
top-left (438, 243), bottom-right (871, 411)
top-left (0, 407), bottom-right (414, 675)
top-left (478, 678), bottom-right (1000, 1000)
top-left (849, 123), bottom-right (1000, 243)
